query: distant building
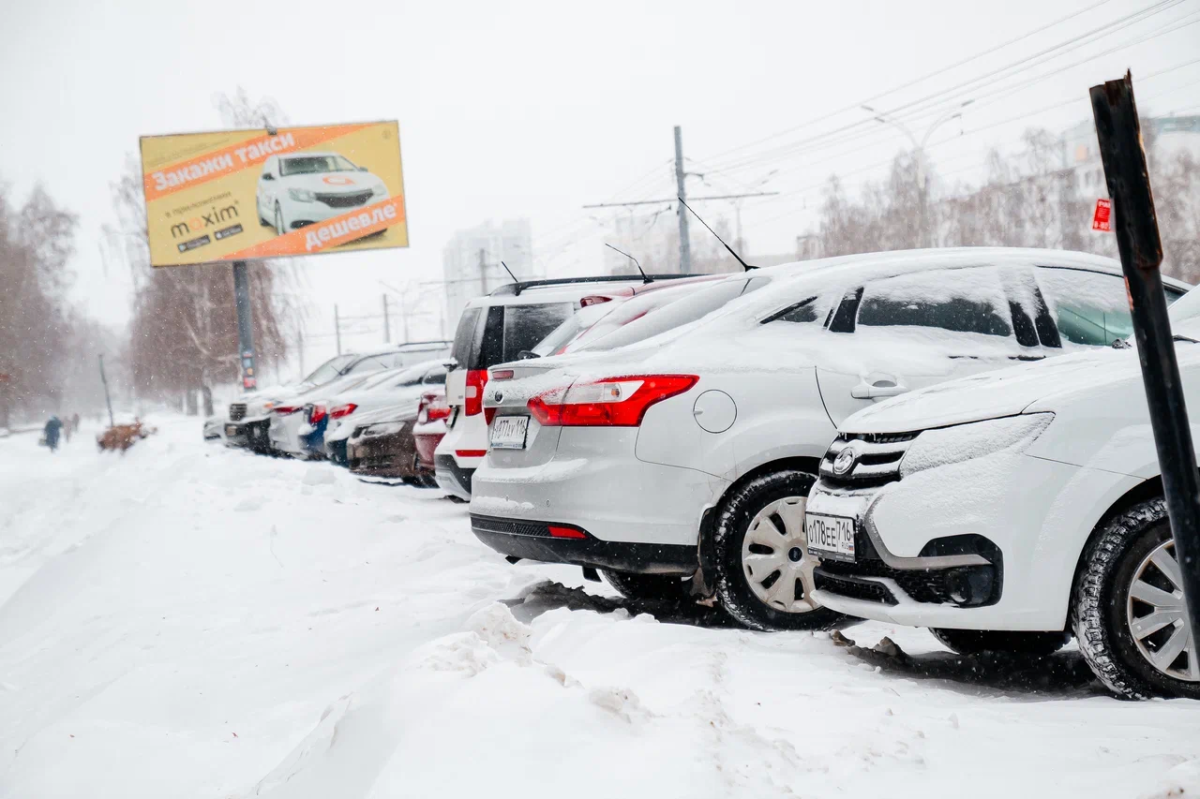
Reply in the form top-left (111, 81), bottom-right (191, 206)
top-left (442, 219), bottom-right (537, 326)
top-left (1062, 115), bottom-right (1200, 198)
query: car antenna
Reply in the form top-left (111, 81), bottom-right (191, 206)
top-left (604, 243), bottom-right (652, 284)
top-left (678, 196), bottom-right (757, 271)
top-left (499, 261), bottom-right (519, 284)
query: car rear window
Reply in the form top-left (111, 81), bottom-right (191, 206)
top-left (451, 307), bottom-right (483, 369)
top-left (477, 303), bottom-right (574, 368)
top-left (575, 278), bottom-right (757, 352)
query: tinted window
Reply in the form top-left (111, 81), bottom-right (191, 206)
top-left (857, 268), bottom-right (1012, 338)
top-left (576, 279), bottom-right (752, 352)
top-left (1035, 267), bottom-right (1133, 346)
top-left (500, 303), bottom-right (574, 362)
top-left (451, 307), bottom-right (482, 369)
top-left (422, 365), bottom-right (448, 385)
top-left (766, 296), bottom-right (821, 324)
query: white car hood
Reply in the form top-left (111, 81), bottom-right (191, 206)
top-left (279, 172), bottom-right (384, 194)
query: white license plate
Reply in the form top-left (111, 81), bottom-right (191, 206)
top-left (805, 513), bottom-right (856, 562)
top-left (490, 415), bottom-right (530, 450)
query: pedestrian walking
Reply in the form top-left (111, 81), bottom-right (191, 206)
top-left (43, 415), bottom-right (63, 453)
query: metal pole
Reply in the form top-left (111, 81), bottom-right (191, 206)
top-left (478, 247), bottom-right (489, 296)
top-left (334, 304), bottom-right (341, 356)
top-left (298, 329), bottom-right (304, 375)
top-left (232, 261), bottom-right (257, 392)
top-left (674, 125), bottom-right (692, 274)
top-left (98, 354), bottom-right (114, 429)
top-left (1091, 71), bottom-right (1200, 646)
top-left (383, 294), bottom-right (391, 343)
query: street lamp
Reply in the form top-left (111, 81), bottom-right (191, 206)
top-left (862, 99), bottom-right (973, 247)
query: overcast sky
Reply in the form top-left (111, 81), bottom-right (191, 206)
top-left (2, 0), bottom-right (1197, 373)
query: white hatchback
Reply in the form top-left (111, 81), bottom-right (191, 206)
top-left (256, 152), bottom-right (389, 236)
top-left (808, 285), bottom-right (1200, 698)
top-left (469, 248), bottom-right (1189, 631)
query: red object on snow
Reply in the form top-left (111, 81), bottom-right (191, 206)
top-left (1092, 198), bottom-right (1112, 232)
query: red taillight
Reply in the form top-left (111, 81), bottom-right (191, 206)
top-left (456, 449), bottom-right (488, 458)
top-left (465, 369), bottom-right (488, 417)
top-left (309, 403), bottom-right (328, 425)
top-left (417, 391), bottom-right (450, 424)
top-left (274, 405), bottom-right (302, 416)
top-left (330, 403), bottom-right (357, 420)
top-left (579, 295), bottom-right (613, 307)
top-left (527, 375), bottom-right (698, 427)
top-left (491, 369), bottom-right (515, 380)
top-left (548, 525), bottom-right (587, 539)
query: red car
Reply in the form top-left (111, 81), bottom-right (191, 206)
top-left (413, 388), bottom-right (450, 474)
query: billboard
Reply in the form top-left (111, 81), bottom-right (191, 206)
top-left (140, 121), bottom-right (407, 267)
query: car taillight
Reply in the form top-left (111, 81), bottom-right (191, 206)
top-left (274, 405), bottom-right (302, 416)
top-left (465, 369), bottom-right (488, 416)
top-left (309, 404), bottom-right (328, 425)
top-left (417, 392), bottom-right (450, 424)
top-left (579, 295), bottom-right (613, 307)
top-left (527, 375), bottom-right (698, 427)
top-left (330, 403), bottom-right (357, 420)
top-left (491, 369), bottom-right (515, 380)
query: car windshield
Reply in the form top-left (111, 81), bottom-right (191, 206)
top-left (279, 155), bottom-right (359, 176)
top-left (302, 354), bottom-right (355, 386)
top-left (1168, 286), bottom-right (1200, 326)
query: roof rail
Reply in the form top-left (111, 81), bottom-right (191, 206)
top-left (490, 274), bottom-right (705, 297)
top-left (392, 339), bottom-right (453, 348)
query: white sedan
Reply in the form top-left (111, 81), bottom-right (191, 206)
top-left (470, 248), bottom-right (1187, 631)
top-left (808, 286), bottom-right (1200, 698)
top-left (256, 152), bottom-right (388, 236)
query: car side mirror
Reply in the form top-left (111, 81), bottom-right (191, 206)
top-left (517, 350), bottom-right (540, 360)
top-left (263, 173), bottom-right (275, 181)
top-left (359, 166), bottom-right (368, 172)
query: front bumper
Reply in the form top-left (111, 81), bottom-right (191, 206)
top-left (471, 514), bottom-right (696, 575)
top-left (224, 418), bottom-right (272, 452)
top-left (807, 450), bottom-right (1110, 631)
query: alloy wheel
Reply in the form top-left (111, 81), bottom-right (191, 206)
top-left (1126, 539), bottom-right (1197, 682)
top-left (740, 496), bottom-right (819, 614)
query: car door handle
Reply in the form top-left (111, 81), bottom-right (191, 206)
top-left (851, 378), bottom-right (907, 399)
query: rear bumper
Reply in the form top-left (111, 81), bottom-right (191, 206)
top-left (224, 418), bottom-right (271, 452)
top-left (435, 453), bottom-right (474, 500)
top-left (348, 427), bottom-right (422, 478)
top-left (471, 514), bottom-right (696, 575)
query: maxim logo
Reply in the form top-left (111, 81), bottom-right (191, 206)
top-left (170, 204), bottom-right (239, 238)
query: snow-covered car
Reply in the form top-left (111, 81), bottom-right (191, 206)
top-left (202, 415), bottom-right (224, 441)
top-left (256, 153), bottom-right (389, 236)
top-left (469, 248), bottom-right (1189, 631)
top-left (322, 360), bottom-right (450, 464)
top-left (436, 275), bottom-right (701, 501)
top-left (807, 284), bottom-right (1200, 699)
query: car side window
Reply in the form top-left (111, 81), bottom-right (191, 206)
top-left (763, 296), bottom-right (821, 324)
top-left (422, 366), bottom-right (447, 385)
top-left (1034, 267), bottom-right (1133, 347)
top-left (855, 267), bottom-right (1013, 338)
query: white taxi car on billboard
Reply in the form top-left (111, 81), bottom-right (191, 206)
top-left (256, 152), bottom-right (389, 236)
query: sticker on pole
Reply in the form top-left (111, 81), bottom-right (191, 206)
top-left (139, 121), bottom-right (408, 267)
top-left (1092, 198), bottom-right (1112, 232)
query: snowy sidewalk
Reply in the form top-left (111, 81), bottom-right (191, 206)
top-left (0, 416), bottom-right (1196, 798)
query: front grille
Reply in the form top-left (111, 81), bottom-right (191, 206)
top-left (819, 431), bottom-right (918, 489)
top-left (315, 191), bottom-right (374, 208)
top-left (229, 403), bottom-right (247, 421)
top-left (814, 567), bottom-right (898, 605)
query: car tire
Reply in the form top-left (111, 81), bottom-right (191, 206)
top-left (712, 469), bottom-right (846, 631)
top-left (274, 203), bottom-right (286, 236)
top-left (930, 628), bottom-right (1070, 656)
top-left (1072, 498), bottom-right (1199, 699)
top-left (601, 570), bottom-right (693, 603)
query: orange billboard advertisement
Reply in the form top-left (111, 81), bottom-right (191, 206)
top-left (140, 121), bottom-right (407, 267)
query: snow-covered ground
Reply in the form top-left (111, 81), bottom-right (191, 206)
top-left (1, 415), bottom-right (1197, 799)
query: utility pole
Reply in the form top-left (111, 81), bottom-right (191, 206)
top-left (232, 261), bottom-right (257, 392)
top-left (674, 125), bottom-right (691, 274)
top-left (584, 127), bottom-right (776, 274)
top-left (297, 329), bottom-right (304, 376)
top-left (383, 294), bottom-right (391, 343)
top-left (478, 247), bottom-right (489, 295)
top-left (98, 354), bottom-right (114, 429)
top-left (334, 304), bottom-right (341, 356)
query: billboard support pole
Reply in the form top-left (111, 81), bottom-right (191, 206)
top-left (232, 261), bottom-right (257, 394)
top-left (1091, 71), bottom-right (1200, 647)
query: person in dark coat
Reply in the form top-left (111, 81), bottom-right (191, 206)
top-left (44, 416), bottom-right (63, 452)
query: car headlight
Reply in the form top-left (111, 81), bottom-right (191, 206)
top-left (288, 188), bottom-right (315, 202)
top-left (900, 413), bottom-right (1054, 478)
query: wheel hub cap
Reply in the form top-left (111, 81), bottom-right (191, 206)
top-left (1127, 540), bottom-right (1197, 682)
top-left (741, 496), bottom-right (818, 614)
